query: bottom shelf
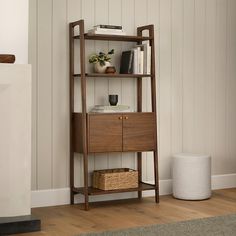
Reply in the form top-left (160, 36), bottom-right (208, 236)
top-left (73, 182), bottom-right (156, 196)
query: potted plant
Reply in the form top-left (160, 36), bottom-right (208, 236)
top-left (89, 49), bottom-right (114, 73)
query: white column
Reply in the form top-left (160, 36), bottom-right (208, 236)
top-left (0, 64), bottom-right (31, 217)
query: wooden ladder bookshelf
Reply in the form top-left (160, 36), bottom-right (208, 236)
top-left (69, 19), bottom-right (159, 210)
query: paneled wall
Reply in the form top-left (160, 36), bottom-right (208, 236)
top-left (29, 0), bottom-right (236, 191)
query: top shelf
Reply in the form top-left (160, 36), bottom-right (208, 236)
top-left (74, 34), bottom-right (153, 42)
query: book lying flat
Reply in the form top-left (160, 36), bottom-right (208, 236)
top-left (94, 24), bottom-right (122, 30)
top-left (88, 29), bottom-right (126, 36)
top-left (90, 105), bottom-right (133, 113)
top-left (93, 28), bottom-right (124, 33)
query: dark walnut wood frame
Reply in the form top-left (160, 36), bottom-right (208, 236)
top-left (69, 19), bottom-right (159, 210)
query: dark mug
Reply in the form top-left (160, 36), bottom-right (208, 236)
top-left (109, 94), bottom-right (118, 106)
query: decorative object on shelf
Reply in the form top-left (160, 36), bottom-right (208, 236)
top-left (94, 61), bottom-right (110, 73)
top-left (109, 94), bottom-right (118, 106)
top-left (88, 24), bottom-right (126, 36)
top-left (90, 104), bottom-right (132, 113)
top-left (0, 54), bottom-right (15, 63)
top-left (89, 49), bottom-right (114, 73)
top-left (93, 168), bottom-right (138, 190)
top-left (105, 66), bottom-right (116, 74)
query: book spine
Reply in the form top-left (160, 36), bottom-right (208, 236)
top-left (128, 51), bottom-right (134, 74)
top-left (132, 48), bottom-right (138, 74)
top-left (142, 44), bottom-right (147, 74)
top-left (139, 51), bottom-right (144, 74)
top-left (147, 45), bottom-right (151, 74)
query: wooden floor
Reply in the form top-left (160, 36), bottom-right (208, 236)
top-left (18, 188), bottom-right (236, 236)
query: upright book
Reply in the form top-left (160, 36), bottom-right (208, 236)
top-left (134, 42), bottom-right (151, 74)
top-left (120, 50), bottom-right (134, 74)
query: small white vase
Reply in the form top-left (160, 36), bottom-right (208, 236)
top-left (94, 61), bottom-right (110, 73)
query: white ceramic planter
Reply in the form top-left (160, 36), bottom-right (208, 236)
top-left (94, 61), bottom-right (110, 73)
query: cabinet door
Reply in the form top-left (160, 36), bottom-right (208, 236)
top-left (88, 114), bottom-right (123, 153)
top-left (123, 113), bottom-right (156, 152)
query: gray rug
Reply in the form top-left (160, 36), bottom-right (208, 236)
top-left (79, 214), bottom-right (236, 236)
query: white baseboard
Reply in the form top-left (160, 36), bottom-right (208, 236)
top-left (31, 173), bottom-right (236, 208)
top-left (212, 173), bottom-right (236, 190)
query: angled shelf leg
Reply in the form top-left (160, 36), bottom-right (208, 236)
top-left (154, 150), bottom-right (159, 203)
top-left (79, 20), bottom-right (89, 210)
top-left (137, 24), bottom-right (159, 203)
top-left (137, 62), bottom-right (143, 199)
top-left (137, 152), bottom-right (142, 199)
top-left (69, 21), bottom-right (75, 205)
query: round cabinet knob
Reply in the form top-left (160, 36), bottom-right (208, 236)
top-left (119, 116), bottom-right (123, 120)
top-left (124, 116), bottom-right (129, 120)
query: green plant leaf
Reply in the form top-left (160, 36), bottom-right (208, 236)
top-left (89, 49), bottom-right (114, 64)
top-left (108, 49), bottom-right (114, 55)
top-left (100, 61), bottom-right (105, 66)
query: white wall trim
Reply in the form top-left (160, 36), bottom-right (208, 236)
top-left (31, 173), bottom-right (236, 208)
top-left (212, 173), bottom-right (236, 190)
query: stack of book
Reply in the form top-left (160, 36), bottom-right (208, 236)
top-left (120, 42), bottom-right (151, 74)
top-left (90, 105), bottom-right (132, 113)
top-left (87, 24), bottom-right (126, 36)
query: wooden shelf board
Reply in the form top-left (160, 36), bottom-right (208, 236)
top-left (73, 182), bottom-right (156, 196)
top-left (74, 73), bottom-right (152, 78)
top-left (73, 112), bottom-right (154, 115)
top-left (74, 34), bottom-right (153, 42)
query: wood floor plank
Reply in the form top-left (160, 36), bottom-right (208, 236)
top-left (16, 188), bottom-right (236, 236)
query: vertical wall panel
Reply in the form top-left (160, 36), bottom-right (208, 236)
top-left (206, 0), bottom-right (216, 174)
top-left (227, 0), bottom-right (236, 172)
top-left (146, 0), bottom-right (160, 182)
top-left (194, 0), bottom-right (207, 153)
top-left (52, 0), bottom-right (69, 188)
top-left (171, 0), bottom-right (183, 158)
top-left (182, 0), bottom-right (195, 153)
top-left (159, 0), bottom-right (172, 180)
top-left (134, 0), bottom-right (148, 181)
top-left (37, 0), bottom-right (53, 189)
top-left (214, 0), bottom-right (227, 174)
top-left (67, 0), bottom-right (82, 187)
top-left (29, 0), bottom-right (37, 190)
top-left (82, 0), bottom-right (95, 185)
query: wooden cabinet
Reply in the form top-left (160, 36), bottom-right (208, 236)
top-left (89, 113), bottom-right (157, 153)
top-left (69, 19), bottom-right (159, 210)
top-left (74, 113), bottom-right (156, 153)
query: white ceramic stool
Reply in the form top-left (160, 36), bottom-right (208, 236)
top-left (172, 153), bottom-right (211, 200)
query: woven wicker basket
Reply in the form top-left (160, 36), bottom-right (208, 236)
top-left (93, 168), bottom-right (138, 190)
